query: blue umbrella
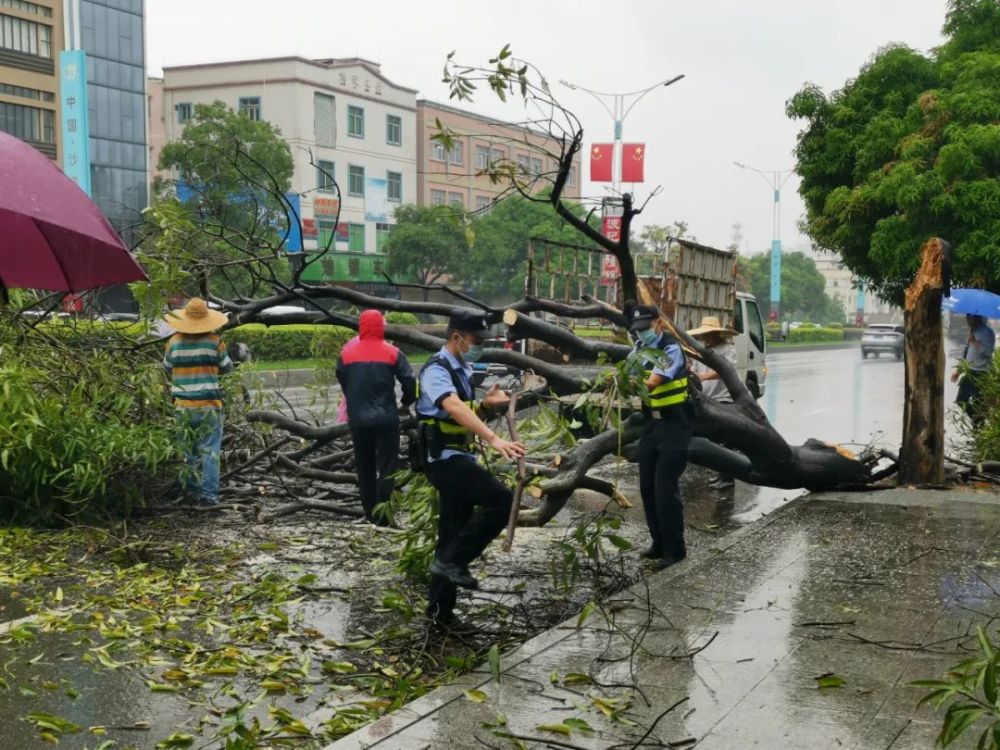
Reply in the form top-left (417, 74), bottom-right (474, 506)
top-left (942, 289), bottom-right (1000, 319)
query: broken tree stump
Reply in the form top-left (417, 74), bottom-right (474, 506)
top-left (900, 237), bottom-right (951, 485)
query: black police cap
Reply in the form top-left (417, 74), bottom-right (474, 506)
top-left (629, 304), bottom-right (661, 332)
top-left (448, 308), bottom-right (492, 338)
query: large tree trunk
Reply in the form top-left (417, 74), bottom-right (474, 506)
top-left (900, 238), bottom-right (950, 485)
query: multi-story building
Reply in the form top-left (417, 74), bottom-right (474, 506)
top-left (0, 0), bottom-right (63, 160)
top-left (813, 251), bottom-right (900, 324)
top-left (155, 56), bottom-right (418, 292)
top-left (64, 0), bottom-right (147, 235)
top-left (416, 99), bottom-right (581, 211)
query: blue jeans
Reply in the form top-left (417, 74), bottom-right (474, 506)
top-left (176, 408), bottom-right (223, 504)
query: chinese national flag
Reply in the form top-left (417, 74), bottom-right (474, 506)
top-left (590, 143), bottom-right (613, 182)
top-left (621, 143), bottom-right (645, 183)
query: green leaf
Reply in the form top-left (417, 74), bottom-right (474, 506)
top-left (488, 644), bottom-right (501, 680)
top-left (563, 718), bottom-right (594, 733)
top-left (562, 672), bottom-right (593, 685)
top-left (577, 601), bottom-right (597, 628)
top-left (537, 722), bottom-right (572, 736)
top-left (983, 656), bottom-right (997, 706)
top-left (155, 733), bottom-right (195, 748)
top-left (605, 534), bottom-right (633, 551)
top-left (815, 673), bottom-right (846, 689)
top-left (464, 689), bottom-right (487, 703)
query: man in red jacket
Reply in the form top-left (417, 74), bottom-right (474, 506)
top-left (336, 310), bottom-right (417, 525)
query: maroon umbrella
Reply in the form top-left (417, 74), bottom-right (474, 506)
top-left (0, 131), bottom-right (146, 293)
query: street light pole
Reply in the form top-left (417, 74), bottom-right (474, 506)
top-left (559, 75), bottom-right (684, 195)
top-left (734, 161), bottom-right (795, 321)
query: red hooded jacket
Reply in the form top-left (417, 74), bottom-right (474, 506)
top-left (335, 310), bottom-right (416, 426)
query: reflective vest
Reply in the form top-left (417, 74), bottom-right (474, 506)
top-left (416, 354), bottom-right (477, 447)
top-left (635, 339), bottom-right (689, 412)
top-left (647, 373), bottom-right (690, 409)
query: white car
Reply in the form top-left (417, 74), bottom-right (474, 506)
top-left (861, 324), bottom-right (904, 359)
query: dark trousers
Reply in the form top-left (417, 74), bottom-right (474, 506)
top-left (424, 456), bottom-right (513, 620)
top-left (351, 422), bottom-right (400, 523)
top-left (957, 373), bottom-right (986, 428)
top-left (638, 407), bottom-right (693, 559)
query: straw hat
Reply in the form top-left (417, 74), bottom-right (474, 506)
top-left (687, 315), bottom-right (737, 338)
top-left (166, 297), bottom-right (229, 334)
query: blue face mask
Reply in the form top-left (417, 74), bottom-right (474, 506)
top-left (637, 328), bottom-right (660, 347)
top-left (463, 340), bottom-right (484, 363)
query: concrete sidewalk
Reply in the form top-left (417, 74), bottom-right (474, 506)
top-left (327, 488), bottom-right (1000, 749)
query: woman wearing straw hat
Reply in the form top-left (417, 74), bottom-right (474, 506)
top-left (163, 298), bottom-right (234, 505)
top-left (687, 316), bottom-right (738, 489)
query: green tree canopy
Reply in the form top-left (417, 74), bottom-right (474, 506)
top-left (462, 195), bottom-right (598, 303)
top-left (787, 0), bottom-right (1000, 305)
top-left (738, 251), bottom-right (844, 323)
top-left (383, 204), bottom-right (467, 293)
top-left (632, 221), bottom-right (697, 254)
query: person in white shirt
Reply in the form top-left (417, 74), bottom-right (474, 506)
top-left (688, 316), bottom-right (738, 489)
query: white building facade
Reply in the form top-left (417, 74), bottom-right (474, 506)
top-left (157, 56), bottom-right (417, 282)
top-left (813, 251), bottom-right (900, 324)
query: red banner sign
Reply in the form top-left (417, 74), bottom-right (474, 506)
top-left (600, 216), bottom-right (622, 284)
top-left (621, 143), bottom-right (645, 183)
top-left (302, 218), bottom-right (318, 240)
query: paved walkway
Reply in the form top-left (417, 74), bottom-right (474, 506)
top-left (326, 488), bottom-right (1000, 749)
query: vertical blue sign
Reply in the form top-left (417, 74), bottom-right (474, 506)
top-left (855, 281), bottom-right (865, 313)
top-left (59, 50), bottom-right (91, 195)
top-left (770, 239), bottom-right (782, 311)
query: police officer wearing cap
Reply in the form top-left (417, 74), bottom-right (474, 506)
top-left (414, 308), bottom-right (526, 626)
top-left (627, 303), bottom-right (693, 571)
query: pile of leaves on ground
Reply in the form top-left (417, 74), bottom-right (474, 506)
top-left (0, 495), bottom-right (645, 749)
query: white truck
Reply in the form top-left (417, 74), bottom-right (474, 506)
top-left (634, 239), bottom-right (767, 398)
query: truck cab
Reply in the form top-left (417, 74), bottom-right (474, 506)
top-left (734, 292), bottom-right (767, 398)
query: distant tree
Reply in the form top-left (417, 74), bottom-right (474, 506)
top-left (157, 101), bottom-right (294, 224)
top-left (632, 221), bottom-right (696, 255)
top-left (462, 194), bottom-right (595, 302)
top-left (155, 101), bottom-right (296, 298)
top-left (738, 251), bottom-right (843, 322)
top-left (787, 0), bottom-right (1000, 305)
top-left (383, 204), bottom-right (466, 299)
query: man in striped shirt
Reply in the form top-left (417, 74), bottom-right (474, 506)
top-left (163, 298), bottom-right (233, 505)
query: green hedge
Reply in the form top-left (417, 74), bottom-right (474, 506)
top-left (786, 327), bottom-right (844, 343)
top-left (227, 324), bottom-right (354, 362)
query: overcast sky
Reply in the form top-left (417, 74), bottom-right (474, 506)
top-left (147, 0), bottom-right (950, 255)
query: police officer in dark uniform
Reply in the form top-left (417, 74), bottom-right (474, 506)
top-left (414, 309), bottom-right (526, 626)
top-left (628, 303), bottom-right (693, 571)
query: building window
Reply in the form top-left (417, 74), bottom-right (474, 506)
top-left (492, 147), bottom-right (506, 162)
top-left (0, 0), bottom-right (52, 17)
top-left (475, 145), bottom-right (490, 170)
top-left (348, 105), bottom-right (364, 138)
top-left (386, 114), bottom-right (401, 146)
top-left (515, 152), bottom-right (531, 171)
top-left (376, 222), bottom-right (392, 252)
top-left (430, 140), bottom-right (446, 162)
top-left (0, 13), bottom-right (52, 58)
top-left (318, 219), bottom-right (337, 248)
top-left (238, 96), bottom-right (261, 121)
top-left (386, 170), bottom-right (402, 202)
top-left (314, 93), bottom-right (335, 147)
top-left (348, 165), bottom-right (364, 197)
top-left (475, 195), bottom-right (491, 212)
top-left (0, 101), bottom-right (54, 143)
top-left (448, 192), bottom-right (464, 209)
top-left (175, 102), bottom-right (192, 124)
top-left (430, 189), bottom-right (446, 206)
top-left (349, 223), bottom-right (365, 252)
top-left (448, 141), bottom-right (464, 166)
top-left (0, 82), bottom-right (53, 101)
top-left (317, 160), bottom-right (335, 192)
top-left (530, 156), bottom-right (543, 174)
top-left (568, 165), bottom-right (577, 187)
